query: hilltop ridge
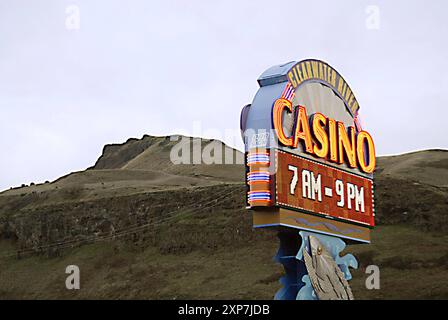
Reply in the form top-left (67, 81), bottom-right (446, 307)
top-left (0, 135), bottom-right (447, 299)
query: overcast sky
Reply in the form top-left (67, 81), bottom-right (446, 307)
top-left (1, 0), bottom-right (447, 191)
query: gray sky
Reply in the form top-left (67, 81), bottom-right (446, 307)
top-left (1, 0), bottom-right (447, 191)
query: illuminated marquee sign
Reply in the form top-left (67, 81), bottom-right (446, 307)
top-left (272, 101), bottom-right (376, 174)
top-left (275, 150), bottom-right (374, 227)
top-left (241, 59), bottom-right (376, 243)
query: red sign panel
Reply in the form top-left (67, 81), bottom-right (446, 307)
top-left (275, 150), bottom-right (374, 227)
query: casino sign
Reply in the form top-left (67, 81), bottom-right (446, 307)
top-left (240, 59), bottom-right (376, 243)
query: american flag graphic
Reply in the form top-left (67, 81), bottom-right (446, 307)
top-left (281, 82), bottom-right (295, 102)
top-left (354, 111), bottom-right (363, 132)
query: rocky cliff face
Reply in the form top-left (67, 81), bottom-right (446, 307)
top-left (0, 184), bottom-right (245, 258)
top-left (93, 135), bottom-right (172, 170)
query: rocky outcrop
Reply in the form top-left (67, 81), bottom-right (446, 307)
top-left (0, 184), bottom-right (246, 257)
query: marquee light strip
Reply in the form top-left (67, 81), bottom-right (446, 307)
top-left (247, 153), bottom-right (270, 165)
top-left (248, 191), bottom-right (272, 202)
top-left (247, 149), bottom-right (272, 206)
top-left (247, 172), bottom-right (270, 183)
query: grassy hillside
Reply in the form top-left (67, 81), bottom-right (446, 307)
top-left (0, 135), bottom-right (447, 299)
top-left (377, 149), bottom-right (448, 188)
